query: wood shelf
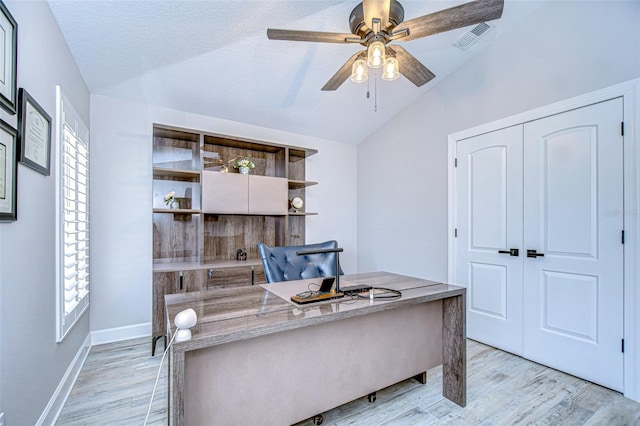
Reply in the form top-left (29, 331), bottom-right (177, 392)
top-left (288, 179), bottom-right (318, 189)
top-left (153, 126), bottom-right (200, 142)
top-left (153, 167), bottom-right (200, 180)
top-left (153, 208), bottom-right (201, 214)
top-left (153, 258), bottom-right (263, 272)
top-left (288, 211), bottom-right (318, 216)
top-left (204, 134), bottom-right (284, 154)
top-left (289, 147), bottom-right (318, 159)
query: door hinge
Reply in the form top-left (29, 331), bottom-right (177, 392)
top-left (454, 228), bottom-right (458, 238)
top-left (454, 158), bottom-right (458, 168)
top-left (621, 122), bottom-right (624, 136)
top-left (622, 338), bottom-right (625, 353)
top-left (622, 230), bottom-right (625, 244)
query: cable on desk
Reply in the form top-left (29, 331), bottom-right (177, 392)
top-left (338, 293), bottom-right (360, 304)
top-left (356, 287), bottom-right (402, 300)
top-left (294, 282), bottom-right (322, 299)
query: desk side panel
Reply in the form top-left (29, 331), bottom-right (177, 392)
top-left (184, 301), bottom-right (442, 425)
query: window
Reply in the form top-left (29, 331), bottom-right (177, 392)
top-left (56, 86), bottom-right (90, 341)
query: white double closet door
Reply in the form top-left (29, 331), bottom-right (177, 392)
top-left (455, 98), bottom-right (624, 391)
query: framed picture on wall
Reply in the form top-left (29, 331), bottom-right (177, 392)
top-left (18, 88), bottom-right (52, 175)
top-left (0, 118), bottom-right (17, 222)
top-left (0, 0), bottom-right (17, 115)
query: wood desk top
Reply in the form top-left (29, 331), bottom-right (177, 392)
top-left (165, 271), bottom-right (465, 352)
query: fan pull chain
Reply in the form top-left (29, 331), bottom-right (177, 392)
top-left (365, 73), bottom-right (377, 112)
top-left (374, 72), bottom-right (378, 112)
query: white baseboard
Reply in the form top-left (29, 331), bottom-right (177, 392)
top-left (91, 322), bottom-right (151, 346)
top-left (36, 333), bottom-right (91, 426)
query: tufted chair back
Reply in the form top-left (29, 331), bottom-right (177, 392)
top-left (257, 240), bottom-right (344, 283)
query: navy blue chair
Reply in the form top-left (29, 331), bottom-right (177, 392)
top-left (257, 240), bottom-right (344, 283)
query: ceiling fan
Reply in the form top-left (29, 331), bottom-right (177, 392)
top-left (267, 0), bottom-right (504, 91)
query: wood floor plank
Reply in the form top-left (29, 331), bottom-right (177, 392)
top-left (57, 338), bottom-right (640, 426)
top-left (379, 407), bottom-right (438, 426)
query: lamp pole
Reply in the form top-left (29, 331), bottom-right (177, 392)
top-left (296, 247), bottom-right (343, 293)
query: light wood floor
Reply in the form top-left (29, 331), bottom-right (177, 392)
top-left (56, 338), bottom-right (640, 425)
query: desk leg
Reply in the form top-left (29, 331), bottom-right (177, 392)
top-left (442, 294), bottom-right (466, 407)
top-left (152, 335), bottom-right (164, 356)
top-left (413, 371), bottom-right (427, 384)
top-left (170, 349), bottom-right (185, 426)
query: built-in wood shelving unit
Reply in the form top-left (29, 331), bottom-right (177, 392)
top-left (150, 123), bottom-right (318, 353)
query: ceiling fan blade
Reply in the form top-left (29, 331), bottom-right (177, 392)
top-left (363, 0), bottom-right (391, 30)
top-left (321, 50), bottom-right (366, 91)
top-left (387, 45), bottom-right (435, 87)
top-left (394, 0), bottom-right (504, 42)
top-left (267, 28), bottom-right (361, 44)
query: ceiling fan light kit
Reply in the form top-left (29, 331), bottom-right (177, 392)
top-left (367, 40), bottom-right (386, 68)
top-left (351, 58), bottom-right (369, 83)
top-left (381, 56), bottom-right (399, 81)
top-left (267, 0), bottom-right (504, 91)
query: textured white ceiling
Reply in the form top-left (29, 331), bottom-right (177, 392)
top-left (47, 0), bottom-right (541, 144)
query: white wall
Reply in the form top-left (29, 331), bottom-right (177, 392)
top-left (357, 1), bottom-right (640, 281)
top-left (89, 95), bottom-right (357, 333)
top-left (0, 1), bottom-right (90, 424)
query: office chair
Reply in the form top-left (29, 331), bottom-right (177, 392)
top-left (256, 240), bottom-right (344, 283)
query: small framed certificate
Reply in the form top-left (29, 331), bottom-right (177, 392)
top-left (0, 118), bottom-right (17, 222)
top-left (0, 1), bottom-right (17, 115)
top-left (18, 88), bottom-right (52, 176)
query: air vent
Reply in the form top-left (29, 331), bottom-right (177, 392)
top-left (453, 22), bottom-right (494, 50)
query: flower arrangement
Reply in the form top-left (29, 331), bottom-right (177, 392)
top-left (164, 191), bottom-right (176, 206)
top-left (233, 157), bottom-right (255, 170)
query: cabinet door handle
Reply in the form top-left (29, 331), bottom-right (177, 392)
top-left (498, 248), bottom-right (519, 256)
top-left (207, 269), bottom-right (214, 290)
top-left (527, 249), bottom-right (545, 258)
top-left (179, 271), bottom-right (184, 290)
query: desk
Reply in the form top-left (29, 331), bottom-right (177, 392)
top-left (166, 271), bottom-right (466, 425)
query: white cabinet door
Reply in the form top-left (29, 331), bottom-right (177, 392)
top-left (522, 98), bottom-right (624, 391)
top-left (202, 171), bottom-right (288, 215)
top-left (248, 175), bottom-right (288, 215)
top-left (455, 125), bottom-right (524, 355)
top-left (201, 171), bottom-right (248, 214)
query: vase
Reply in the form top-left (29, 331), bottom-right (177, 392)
top-left (170, 200), bottom-right (179, 209)
top-left (239, 166), bottom-right (250, 175)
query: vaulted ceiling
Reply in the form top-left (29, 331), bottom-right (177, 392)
top-left (47, 0), bottom-right (542, 144)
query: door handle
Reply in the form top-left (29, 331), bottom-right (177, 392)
top-left (498, 248), bottom-right (519, 256)
top-left (527, 249), bottom-right (545, 258)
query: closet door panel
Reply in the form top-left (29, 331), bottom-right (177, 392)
top-left (455, 125), bottom-right (524, 355)
top-left (522, 98), bottom-right (624, 391)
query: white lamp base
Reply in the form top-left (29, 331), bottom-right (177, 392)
top-left (175, 329), bottom-right (192, 342)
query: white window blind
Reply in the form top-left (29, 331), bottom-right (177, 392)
top-left (56, 86), bottom-right (90, 341)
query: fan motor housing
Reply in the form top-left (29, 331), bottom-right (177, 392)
top-left (349, 0), bottom-right (405, 38)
